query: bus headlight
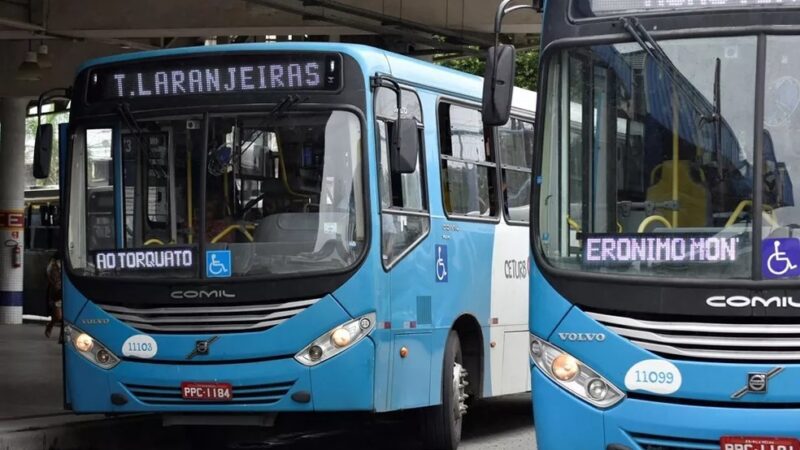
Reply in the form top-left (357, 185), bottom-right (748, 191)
top-left (530, 335), bottom-right (623, 408)
top-left (65, 324), bottom-right (120, 370)
top-left (295, 313), bottom-right (376, 366)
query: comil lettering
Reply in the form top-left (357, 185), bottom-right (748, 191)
top-left (706, 295), bottom-right (800, 309)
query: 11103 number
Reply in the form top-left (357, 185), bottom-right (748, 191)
top-left (127, 342), bottom-right (154, 353)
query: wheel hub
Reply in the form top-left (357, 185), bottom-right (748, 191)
top-left (451, 362), bottom-right (469, 419)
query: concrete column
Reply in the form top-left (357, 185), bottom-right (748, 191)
top-left (0, 97), bottom-right (28, 324)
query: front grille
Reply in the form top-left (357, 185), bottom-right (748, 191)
top-left (99, 299), bottom-right (318, 334)
top-left (588, 311), bottom-right (800, 362)
top-left (629, 432), bottom-right (719, 450)
top-left (125, 381), bottom-right (295, 405)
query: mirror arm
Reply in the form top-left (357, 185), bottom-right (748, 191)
top-left (491, 1), bottom-right (536, 89)
top-left (372, 74), bottom-right (404, 145)
top-left (35, 87), bottom-right (71, 128)
top-left (372, 75), bottom-right (403, 123)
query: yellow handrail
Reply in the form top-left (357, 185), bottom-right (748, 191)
top-left (725, 200), bottom-right (778, 228)
top-left (211, 224), bottom-right (254, 244)
top-left (144, 238), bottom-right (165, 246)
top-left (567, 216), bottom-right (581, 231)
top-left (638, 215), bottom-right (672, 233)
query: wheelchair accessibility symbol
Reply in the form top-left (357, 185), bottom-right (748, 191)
top-left (206, 250), bottom-right (232, 278)
top-left (763, 238), bottom-right (800, 279)
top-left (435, 244), bottom-right (448, 283)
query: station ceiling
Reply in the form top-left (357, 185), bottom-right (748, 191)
top-left (0, 0), bottom-right (541, 97)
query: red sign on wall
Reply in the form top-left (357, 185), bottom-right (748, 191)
top-left (0, 210), bottom-right (24, 229)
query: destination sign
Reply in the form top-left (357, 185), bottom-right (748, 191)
top-left (591, 0), bottom-right (800, 14)
top-left (93, 248), bottom-right (194, 272)
top-left (86, 53), bottom-right (341, 102)
top-left (583, 234), bottom-right (740, 265)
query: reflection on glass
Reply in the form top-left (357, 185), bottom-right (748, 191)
top-left (539, 37), bottom-right (758, 278)
top-left (763, 36), bottom-right (800, 243)
top-left (69, 110), bottom-right (366, 279)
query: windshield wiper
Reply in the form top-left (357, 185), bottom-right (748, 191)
top-left (620, 16), bottom-right (726, 176)
top-left (238, 94), bottom-right (308, 155)
top-left (116, 102), bottom-right (145, 140)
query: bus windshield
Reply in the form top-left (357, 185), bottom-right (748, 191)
top-left (67, 109), bottom-right (365, 279)
top-left (538, 36), bottom-right (764, 279)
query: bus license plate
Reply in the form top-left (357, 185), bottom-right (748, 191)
top-left (721, 436), bottom-right (800, 450)
top-left (181, 382), bottom-right (233, 401)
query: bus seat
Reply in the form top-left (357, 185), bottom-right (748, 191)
top-left (254, 213), bottom-right (320, 244)
top-left (254, 212), bottom-right (351, 248)
top-left (646, 160), bottom-right (711, 228)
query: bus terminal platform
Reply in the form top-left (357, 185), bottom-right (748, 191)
top-left (0, 323), bottom-right (179, 450)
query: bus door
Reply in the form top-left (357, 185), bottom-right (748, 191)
top-left (376, 87), bottom-right (434, 410)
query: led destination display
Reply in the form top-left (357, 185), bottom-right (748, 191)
top-left (87, 53), bottom-right (341, 102)
top-left (93, 248), bottom-right (194, 272)
top-left (583, 235), bottom-right (740, 265)
top-left (591, 0), bottom-right (800, 14)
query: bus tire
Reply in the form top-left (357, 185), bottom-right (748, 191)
top-left (420, 330), bottom-right (468, 450)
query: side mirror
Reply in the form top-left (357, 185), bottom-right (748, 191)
top-left (391, 118), bottom-right (419, 174)
top-left (33, 123), bottom-right (54, 179)
top-left (482, 44), bottom-right (516, 126)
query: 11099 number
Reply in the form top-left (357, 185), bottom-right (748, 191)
top-left (633, 370), bottom-right (674, 384)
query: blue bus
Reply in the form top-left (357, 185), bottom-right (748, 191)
top-left (38, 42), bottom-right (536, 448)
top-left (484, 0), bottom-right (800, 448)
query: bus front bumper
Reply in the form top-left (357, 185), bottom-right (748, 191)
top-left (533, 368), bottom-right (800, 450)
top-left (66, 336), bottom-right (375, 413)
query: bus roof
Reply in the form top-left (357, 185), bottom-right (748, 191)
top-left (76, 42), bottom-right (535, 115)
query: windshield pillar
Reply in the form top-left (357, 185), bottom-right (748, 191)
top-left (752, 34), bottom-right (767, 280)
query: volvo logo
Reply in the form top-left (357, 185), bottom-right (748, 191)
top-left (558, 332), bottom-right (606, 342)
top-left (748, 373), bottom-right (767, 392)
top-left (171, 289), bottom-right (236, 300)
top-left (187, 336), bottom-right (220, 360)
top-left (706, 295), bottom-right (800, 309)
top-left (731, 367), bottom-right (783, 399)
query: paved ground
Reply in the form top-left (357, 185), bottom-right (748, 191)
top-left (0, 324), bottom-right (537, 449)
top-left (0, 323), bottom-right (65, 419)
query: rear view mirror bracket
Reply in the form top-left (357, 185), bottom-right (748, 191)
top-left (32, 87), bottom-right (71, 180)
top-left (482, 0), bottom-right (537, 126)
top-left (372, 75), bottom-right (419, 174)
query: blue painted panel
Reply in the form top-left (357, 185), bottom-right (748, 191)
top-left (310, 337), bottom-right (375, 411)
top-left (606, 397), bottom-right (800, 442)
top-left (529, 264), bottom-right (573, 339)
top-left (62, 275), bottom-right (88, 324)
top-left (66, 343), bottom-right (317, 413)
top-left (389, 332), bottom-right (433, 410)
top-left (64, 347), bottom-right (114, 412)
top-left (532, 368), bottom-right (605, 450)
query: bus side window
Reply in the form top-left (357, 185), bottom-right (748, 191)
top-left (497, 118), bottom-right (534, 223)
top-left (376, 87), bottom-right (430, 268)
top-left (438, 103), bottom-right (498, 218)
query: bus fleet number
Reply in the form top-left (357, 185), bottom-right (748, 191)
top-left (633, 370), bottom-right (674, 385)
top-left (127, 342), bottom-right (154, 353)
